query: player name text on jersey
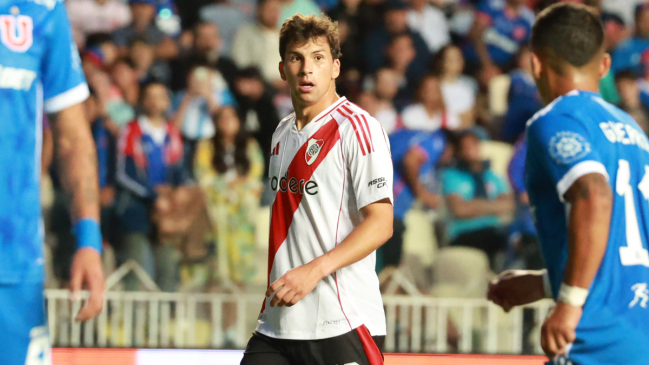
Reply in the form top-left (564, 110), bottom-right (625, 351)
top-left (600, 121), bottom-right (649, 153)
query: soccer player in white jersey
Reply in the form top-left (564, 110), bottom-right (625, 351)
top-left (240, 14), bottom-right (394, 365)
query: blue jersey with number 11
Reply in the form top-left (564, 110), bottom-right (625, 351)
top-left (526, 90), bottom-right (649, 364)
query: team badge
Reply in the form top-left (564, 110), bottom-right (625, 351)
top-left (548, 131), bottom-right (591, 164)
top-left (0, 14), bottom-right (34, 53)
top-left (305, 138), bottom-right (324, 165)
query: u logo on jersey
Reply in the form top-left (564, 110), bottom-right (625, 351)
top-left (0, 15), bottom-right (34, 53)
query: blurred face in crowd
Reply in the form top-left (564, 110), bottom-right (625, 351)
top-left (215, 106), bottom-right (241, 139)
top-left (419, 76), bottom-right (443, 108)
top-left (236, 77), bottom-right (265, 101)
top-left (617, 77), bottom-right (641, 107)
top-left (187, 66), bottom-right (213, 97)
top-left (258, 0), bottom-right (281, 29)
top-left (637, 7), bottom-right (649, 38)
top-left (130, 3), bottom-right (156, 29)
top-left (112, 61), bottom-right (137, 89)
top-left (195, 23), bottom-right (222, 54)
top-left (280, 36), bottom-right (341, 107)
top-left (387, 34), bottom-right (415, 72)
top-left (375, 68), bottom-right (399, 101)
top-left (342, 0), bottom-right (362, 10)
top-left (441, 46), bottom-right (464, 78)
top-left (384, 9), bottom-right (408, 33)
top-left (456, 134), bottom-right (482, 164)
top-left (357, 92), bottom-right (378, 115)
top-left (142, 83), bottom-right (170, 118)
top-left (130, 40), bottom-right (155, 70)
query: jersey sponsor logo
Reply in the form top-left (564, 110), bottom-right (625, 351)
top-left (271, 171), bottom-right (319, 195)
top-left (271, 141), bottom-right (280, 156)
top-left (0, 14), bottom-right (34, 52)
top-left (629, 283), bottom-right (649, 308)
top-left (548, 131), bottom-right (591, 164)
top-left (0, 64), bottom-right (36, 90)
top-left (368, 177), bottom-right (387, 189)
top-left (305, 138), bottom-right (324, 165)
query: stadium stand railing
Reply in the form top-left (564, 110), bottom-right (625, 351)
top-left (44, 289), bottom-right (555, 356)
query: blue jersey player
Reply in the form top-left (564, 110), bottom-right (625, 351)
top-left (488, 3), bottom-right (649, 364)
top-left (0, 1), bottom-right (105, 364)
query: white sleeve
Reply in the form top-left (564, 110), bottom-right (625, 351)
top-left (343, 114), bottom-right (394, 209)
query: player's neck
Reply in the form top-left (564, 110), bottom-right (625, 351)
top-left (547, 74), bottom-right (600, 104)
top-left (293, 85), bottom-right (340, 132)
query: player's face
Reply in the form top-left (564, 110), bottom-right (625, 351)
top-left (280, 37), bottom-right (341, 106)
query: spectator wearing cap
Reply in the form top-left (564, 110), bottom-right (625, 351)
top-left (112, 0), bottom-right (179, 59)
top-left (231, 0), bottom-right (283, 86)
top-left (362, 0), bottom-right (431, 76)
top-left (611, 3), bottom-right (649, 77)
top-left (440, 130), bottom-right (514, 270)
top-left (68, 0), bottom-right (131, 48)
top-left (464, 0), bottom-right (534, 84)
top-left (406, 0), bottom-right (451, 54)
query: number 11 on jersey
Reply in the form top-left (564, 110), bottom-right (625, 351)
top-left (616, 159), bottom-right (649, 267)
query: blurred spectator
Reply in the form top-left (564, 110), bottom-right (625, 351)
top-left (194, 106), bottom-right (264, 284)
top-left (116, 82), bottom-right (191, 291)
top-left (616, 70), bottom-right (649, 132)
top-left (601, 0), bottom-right (645, 26)
top-left (431, 45), bottom-right (478, 128)
top-left (611, 3), bottom-right (649, 77)
top-left (112, 0), bottom-right (179, 59)
top-left (381, 129), bottom-right (446, 270)
top-left (173, 65), bottom-right (237, 172)
top-left (234, 67), bottom-right (281, 179)
top-left (68, 0), bottom-right (131, 48)
top-left (170, 22), bottom-right (239, 93)
top-left (367, 68), bottom-right (401, 133)
top-left (465, 0), bottom-right (534, 83)
top-left (363, 0), bottom-right (431, 77)
top-left (129, 37), bottom-right (172, 85)
top-left (407, 0), bottom-right (451, 54)
top-left (200, 0), bottom-right (249, 57)
top-left (328, 0), bottom-right (378, 40)
top-left (441, 130), bottom-right (513, 270)
top-left (384, 33), bottom-right (421, 110)
top-left (506, 136), bottom-right (542, 270)
top-left (231, 0), bottom-right (283, 85)
top-left (599, 12), bottom-right (627, 104)
top-left (102, 59), bottom-right (139, 128)
top-left (83, 34), bottom-right (120, 77)
top-left (500, 45), bottom-right (542, 142)
top-left (402, 75), bottom-right (461, 131)
top-left (277, 0), bottom-right (321, 28)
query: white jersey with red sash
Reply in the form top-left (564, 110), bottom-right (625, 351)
top-left (257, 97), bottom-right (394, 340)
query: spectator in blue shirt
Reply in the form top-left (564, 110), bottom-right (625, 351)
top-left (501, 45), bottom-right (542, 142)
top-left (116, 81), bottom-right (191, 291)
top-left (465, 0), bottom-right (534, 84)
top-left (611, 3), bottom-right (649, 77)
top-left (441, 130), bottom-right (514, 270)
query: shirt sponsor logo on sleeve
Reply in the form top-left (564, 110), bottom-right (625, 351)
top-left (548, 131), bottom-right (591, 164)
top-left (368, 177), bottom-right (387, 189)
top-left (305, 138), bottom-right (324, 165)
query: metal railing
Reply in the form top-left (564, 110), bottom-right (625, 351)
top-left (45, 289), bottom-right (554, 355)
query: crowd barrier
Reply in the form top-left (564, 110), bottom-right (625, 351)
top-left (52, 348), bottom-right (549, 365)
top-left (45, 290), bottom-right (555, 356)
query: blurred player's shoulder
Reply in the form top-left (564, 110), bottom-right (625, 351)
top-left (18, 0), bottom-right (61, 10)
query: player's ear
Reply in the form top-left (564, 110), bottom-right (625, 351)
top-left (599, 53), bottom-right (612, 79)
top-left (332, 58), bottom-right (341, 80)
top-left (279, 61), bottom-right (287, 81)
top-left (531, 52), bottom-right (543, 79)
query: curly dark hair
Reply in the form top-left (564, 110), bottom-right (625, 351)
top-left (279, 13), bottom-right (342, 61)
top-left (210, 107), bottom-right (251, 176)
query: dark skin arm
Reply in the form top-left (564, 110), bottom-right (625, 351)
top-left (402, 148), bottom-right (440, 209)
top-left (542, 173), bottom-right (612, 357)
top-left (50, 103), bottom-right (105, 322)
top-left (445, 193), bottom-right (514, 219)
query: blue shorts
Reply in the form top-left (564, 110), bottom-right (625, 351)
top-left (0, 282), bottom-right (50, 365)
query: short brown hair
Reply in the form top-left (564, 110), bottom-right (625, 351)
top-left (279, 14), bottom-right (342, 61)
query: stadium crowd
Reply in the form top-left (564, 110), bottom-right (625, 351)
top-left (43, 0), bottom-right (649, 312)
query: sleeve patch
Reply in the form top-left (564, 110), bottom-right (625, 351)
top-left (548, 131), bottom-right (592, 165)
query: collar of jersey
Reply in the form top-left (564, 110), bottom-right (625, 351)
top-left (291, 96), bottom-right (347, 134)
